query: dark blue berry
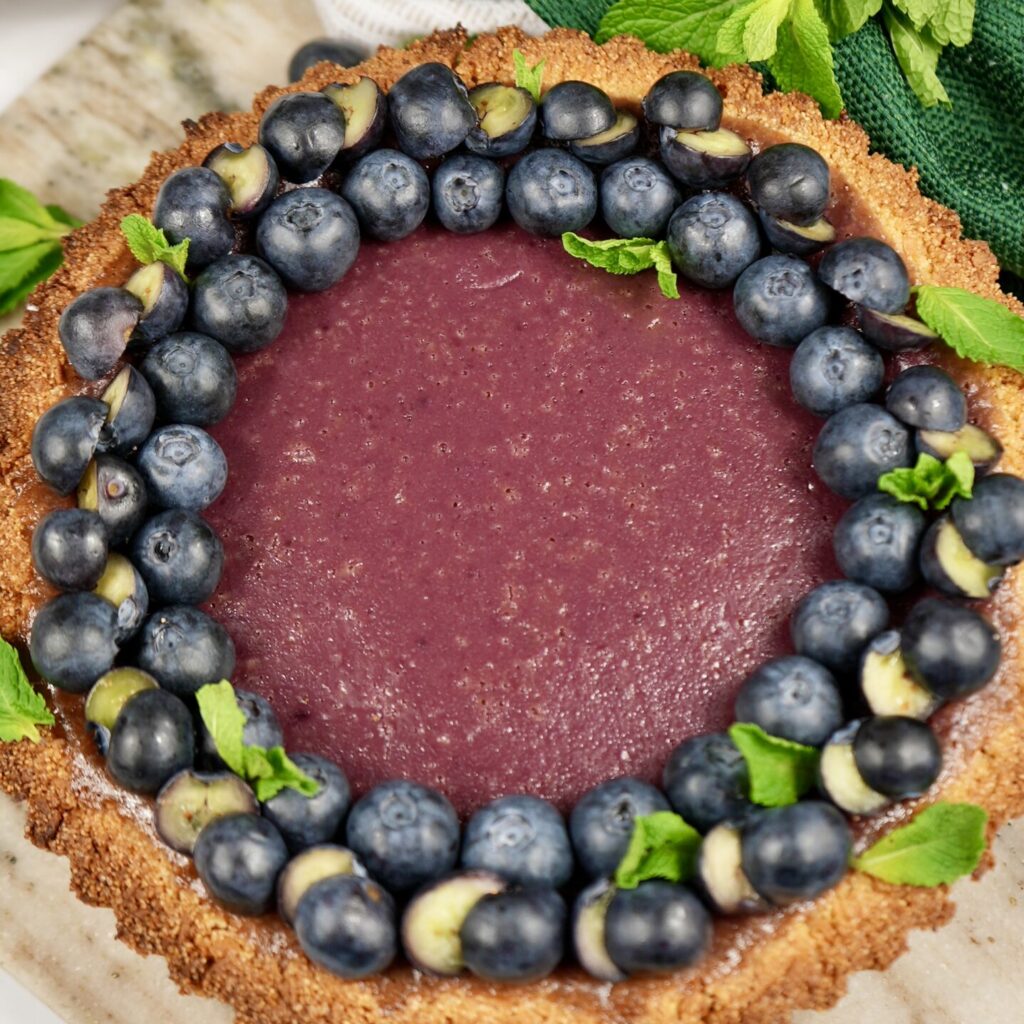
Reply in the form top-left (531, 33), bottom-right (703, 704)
top-left (154, 769), bottom-right (258, 855)
top-left (506, 149), bottom-right (596, 237)
top-left (747, 144), bottom-right (830, 225)
top-left (789, 326), bottom-right (884, 417)
top-left (819, 237), bottom-right (910, 314)
top-left (642, 71), bottom-right (722, 130)
top-left (541, 81), bottom-right (615, 140)
top-left (859, 307), bottom-right (938, 352)
top-left (82, 454), bottom-right (148, 545)
top-left (30, 592), bottom-right (118, 693)
top-left (885, 365), bottom-right (966, 432)
top-left (258, 91), bottom-right (345, 183)
top-left (93, 553), bottom-right (149, 644)
top-left (466, 83), bottom-right (537, 158)
top-left (96, 366), bottom-right (156, 456)
top-left (388, 63), bottom-right (476, 159)
top-left (131, 509), bottom-right (224, 605)
top-left (833, 493), bottom-right (925, 592)
top-left (126, 262), bottom-right (188, 345)
top-left (203, 142), bottom-right (280, 218)
top-left (262, 753), bottom-right (351, 852)
top-left (199, 689), bottom-right (283, 768)
top-left (916, 423), bottom-right (1002, 473)
top-left (58, 287), bottom-right (142, 381)
top-left (432, 154), bottom-right (505, 235)
top-left (191, 254), bottom-right (287, 354)
top-left (140, 331), bottom-right (238, 426)
top-left (662, 733), bottom-right (750, 833)
top-left (853, 716), bottom-right (942, 798)
top-left (31, 396), bottom-right (106, 494)
top-left (137, 424), bottom-right (227, 511)
top-left (31, 508), bottom-right (108, 591)
top-left (569, 111), bottom-right (640, 165)
top-left (107, 688), bottom-right (195, 794)
top-left (733, 255), bottom-right (831, 347)
top-left (812, 403), bottom-right (912, 499)
top-left (599, 157), bottom-right (681, 239)
top-left (341, 148), bottom-right (430, 241)
top-left (321, 78), bottom-right (388, 161)
top-left (153, 168), bottom-right (234, 273)
top-left (791, 580), bottom-right (889, 676)
top-left (659, 126), bottom-right (751, 189)
top-left (666, 192), bottom-right (761, 289)
top-left (758, 209), bottom-right (835, 255)
top-left (288, 38), bottom-right (365, 82)
top-left (918, 515), bottom-right (1004, 599)
top-left (951, 473), bottom-right (1024, 566)
top-left (136, 605), bottom-right (236, 698)
top-left (572, 878), bottom-right (625, 982)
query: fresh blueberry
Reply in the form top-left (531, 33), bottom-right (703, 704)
top-left (569, 110), bottom-right (641, 165)
top-left (789, 326), bottom-right (885, 417)
top-left (432, 154), bottom-right (505, 234)
top-left (58, 287), bottom-right (143, 380)
top-left (199, 689), bottom-right (283, 768)
top-left (901, 598), bottom-right (1000, 699)
top-left (262, 753), bottom-right (351, 852)
top-left (153, 167), bottom-right (234, 273)
top-left (951, 473), bottom-right (1024, 566)
top-left (833, 493), bottom-right (926, 592)
top-left (572, 878), bottom-right (626, 982)
top-left (599, 157), bottom-right (681, 239)
top-left (461, 795), bottom-right (572, 889)
top-left (817, 718), bottom-right (891, 817)
top-left (96, 366), bottom-right (156, 456)
top-left (818, 238), bottom-right (910, 314)
top-left (256, 187), bottom-right (360, 291)
top-left (340, 148), bottom-right (430, 241)
top-left (666, 192), bottom-right (761, 289)
top-left (659, 126), bottom-right (751, 188)
top-left (31, 508), bottom-right (108, 591)
top-left (125, 262), bottom-right (189, 345)
top-left (732, 255), bottom-right (831, 347)
top-left (136, 605), bottom-right (236, 698)
top-left (758, 209), bottom-right (835, 256)
top-left (203, 142), bottom-right (280, 219)
top-left (140, 331), bottom-right (238, 426)
top-left (662, 733), bottom-right (750, 833)
top-left (642, 71), bottom-right (722, 130)
top-left (191, 254), bottom-right (287, 354)
top-left (345, 779), bottom-right (459, 892)
top-left (155, 769), bottom-right (258, 855)
top-left (885, 365), bottom-right (966, 432)
top-left (466, 83), bottom-right (537, 158)
top-left (321, 77), bottom-right (388, 161)
top-left (31, 396), bottom-right (107, 494)
top-left (388, 63), bottom-right (476, 159)
top-left (78, 454), bottom-right (148, 545)
top-left (288, 37), bottom-right (365, 82)
top-left (137, 424), bottom-right (227, 511)
top-left (460, 888), bottom-right (566, 983)
top-left (107, 688), bottom-right (195, 794)
top-left (93, 553), bottom-right (150, 644)
top-left (812, 403), bottom-right (912, 499)
top-left (858, 628), bottom-right (942, 721)
top-left (734, 656), bottom-right (843, 746)
top-left (541, 80), bottom-right (615, 141)
top-left (791, 580), bottom-right (889, 676)
top-left (605, 881), bottom-right (711, 974)
top-left (295, 874), bottom-right (397, 977)
top-left (506, 149), bottom-right (597, 237)
top-left (858, 307), bottom-right (939, 352)
top-left (916, 423), bottom-right (1002, 473)
top-left (569, 777), bottom-right (670, 878)
top-left (741, 802), bottom-right (851, 905)
top-left (258, 91), bottom-right (345, 183)
top-left (84, 666), bottom-right (158, 756)
top-left (919, 515), bottom-right (1004, 599)
top-left (747, 144), bottom-right (830, 225)
top-left (277, 844), bottom-right (368, 927)
top-left (694, 821), bottom-right (769, 915)
top-left (29, 592), bottom-right (118, 693)
top-left (194, 812), bottom-right (289, 915)
top-left (131, 509), bottom-right (224, 605)
top-left (852, 716), bottom-right (942, 798)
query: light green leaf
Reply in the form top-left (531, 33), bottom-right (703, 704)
top-left (890, 0), bottom-right (939, 30)
top-left (120, 213), bottom-right (190, 280)
top-left (766, 0), bottom-right (844, 117)
top-left (562, 232), bottom-right (680, 299)
top-left (248, 747), bottom-right (321, 802)
top-left (651, 244), bottom-right (681, 299)
top-left (0, 245), bottom-right (63, 317)
top-left (0, 178), bottom-right (63, 230)
top-left (0, 217), bottom-right (63, 253)
top-left (729, 722), bottom-right (819, 807)
top-left (716, 0), bottom-right (792, 64)
top-left (512, 49), bottom-right (546, 102)
top-left (878, 452), bottom-right (974, 510)
top-left (596, 0), bottom-right (751, 62)
top-left (0, 637), bottom-right (54, 744)
top-left (614, 812), bottom-right (702, 889)
top-left (926, 0), bottom-right (975, 46)
top-left (884, 6), bottom-right (951, 109)
top-left (815, 0), bottom-right (883, 41)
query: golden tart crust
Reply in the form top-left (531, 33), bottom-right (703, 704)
top-left (2, 25), bottom-right (1024, 1024)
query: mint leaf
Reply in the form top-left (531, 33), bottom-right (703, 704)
top-left (512, 49), bottom-right (546, 103)
top-left (0, 638), bottom-right (54, 743)
top-left (650, 244), bottom-right (681, 299)
top-left (729, 722), bottom-right (818, 807)
top-left (0, 216), bottom-right (65, 253)
top-left (914, 285), bottom-right (1024, 373)
top-left (562, 232), bottom-right (680, 299)
top-left (878, 452), bottom-right (973, 511)
top-left (614, 812), bottom-right (701, 889)
top-left (596, 0), bottom-right (750, 61)
top-left (890, 0), bottom-right (939, 31)
top-left (816, 0), bottom-right (883, 41)
top-left (716, 0), bottom-right (791, 64)
top-left (120, 213), bottom-right (190, 280)
top-left (883, 6), bottom-right (950, 109)
top-left (246, 746), bottom-right (321, 802)
top-left (766, 0), bottom-right (844, 117)
top-left (0, 245), bottom-right (64, 317)
top-left (0, 178), bottom-right (66, 231)
top-left (852, 802), bottom-right (987, 886)
top-left (926, 0), bottom-right (975, 46)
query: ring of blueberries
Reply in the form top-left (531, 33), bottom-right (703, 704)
top-left (24, 62), bottom-right (1024, 985)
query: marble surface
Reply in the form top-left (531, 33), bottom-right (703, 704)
top-left (0, 1), bottom-right (1022, 1022)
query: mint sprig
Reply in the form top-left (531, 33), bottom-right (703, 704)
top-left (196, 680), bottom-right (319, 801)
top-left (513, 49), bottom-right (546, 103)
top-left (729, 723), bottom-right (819, 807)
top-left (614, 811), bottom-right (701, 889)
top-left (120, 214), bottom-right (190, 280)
top-left (562, 232), bottom-right (680, 299)
top-left (0, 637), bottom-right (54, 743)
top-left (878, 451), bottom-right (973, 511)
top-left (852, 801), bottom-right (987, 886)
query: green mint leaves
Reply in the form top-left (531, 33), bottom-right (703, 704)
top-left (120, 214), bottom-right (189, 280)
top-left (562, 232), bottom-right (680, 299)
top-left (852, 801), bottom-right (987, 886)
top-left (614, 811), bottom-right (702, 888)
top-left (513, 48), bottom-right (546, 102)
top-left (766, 0), bottom-right (844, 118)
top-left (0, 179), bottom-right (81, 317)
top-left (729, 723), bottom-right (818, 807)
top-left (195, 680), bottom-right (319, 802)
top-left (0, 637), bottom-right (54, 744)
top-left (878, 451), bottom-right (974, 511)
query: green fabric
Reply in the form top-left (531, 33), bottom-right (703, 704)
top-left (524, 1), bottom-right (1024, 277)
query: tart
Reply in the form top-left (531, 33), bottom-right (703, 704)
top-left (2, 23), bottom-right (1024, 1024)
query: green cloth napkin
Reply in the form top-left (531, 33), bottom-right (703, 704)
top-left (524, 0), bottom-right (1024, 279)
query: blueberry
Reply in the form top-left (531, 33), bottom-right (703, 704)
top-left (203, 142), bottom-right (280, 219)
top-left (819, 238), bottom-right (910, 314)
top-left (817, 719), bottom-right (890, 817)
top-left (833, 493), bottom-right (925, 592)
top-left (858, 307), bottom-right (939, 352)
top-left (662, 733), bottom-right (750, 833)
top-left (30, 592), bottom-right (118, 693)
top-left (107, 688), bottom-right (195, 794)
top-left (388, 63), bottom-right (476, 159)
top-left (747, 143), bottom-right (830, 225)
top-left (666, 192), bottom-right (761, 290)
top-left (278, 845), bottom-right (367, 927)
top-left (288, 37), bottom-right (365, 82)
top-left (466, 83), bottom-right (537, 158)
top-left (740, 802), bottom-right (851, 905)
top-left (919, 515), bottom-right (1004, 599)
top-left (78, 454), bottom-right (148, 545)
top-left (791, 580), bottom-right (889, 676)
top-left (951, 473), bottom-right (1024, 565)
top-left (605, 881), bottom-right (711, 974)
top-left (901, 598), bottom-right (1000, 700)
top-left (136, 605), bottom-right (235, 698)
top-left (506, 149), bottom-right (597, 237)
top-left (137, 424), bottom-right (227, 511)
top-left (758, 210), bottom-right (835, 256)
top-left (31, 396), bottom-right (107, 494)
top-left (295, 874), bottom-right (397, 978)
top-left (541, 80), bottom-right (615, 141)
top-left (140, 331), bottom-right (238, 426)
top-left (695, 822), bottom-right (769, 914)
top-left (194, 813), bottom-right (289, 915)
top-left (96, 366), bottom-right (156, 456)
top-left (858, 629), bottom-right (942, 720)
top-left (31, 508), bottom-right (108, 591)
top-left (258, 91), bottom-right (345, 183)
top-left (461, 794), bottom-right (573, 889)
top-left (642, 71), bottom-right (722, 131)
top-left (153, 167), bottom-right (234, 273)
top-left (345, 779), bottom-right (459, 892)
top-left (569, 777), bottom-right (670, 878)
top-left (734, 656), bottom-right (843, 747)
top-left (599, 157), bottom-right (681, 239)
top-left (93, 553), bottom-right (149, 644)
top-left (155, 769), bottom-right (258, 855)
top-left (460, 888), bottom-right (566, 983)
top-left (58, 287), bottom-right (143, 380)
top-left (199, 689), bottom-right (283, 767)
top-left (131, 509), bottom-right (224, 605)
top-left (917, 423), bottom-right (1002, 473)
top-left (885, 365), bottom-right (966, 432)
top-left (789, 327), bottom-right (885, 417)
top-left (262, 753), bottom-right (351, 852)
top-left (812, 403), bottom-right (912, 499)
top-left (569, 110), bottom-right (641, 165)
top-left (256, 187), bottom-right (360, 291)
top-left (322, 77), bottom-right (388, 160)
top-left (432, 154), bottom-right (505, 235)
top-left (191, 254), bottom-right (287, 354)
top-left (853, 716), bottom-right (942, 798)
top-left (84, 666), bottom-right (158, 755)
top-left (572, 879), bottom-right (626, 982)
top-left (733, 255), bottom-right (831, 347)
top-left (125, 262), bottom-right (189, 345)
top-left (659, 126), bottom-right (751, 189)
top-left (340, 148), bottom-right (430, 241)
